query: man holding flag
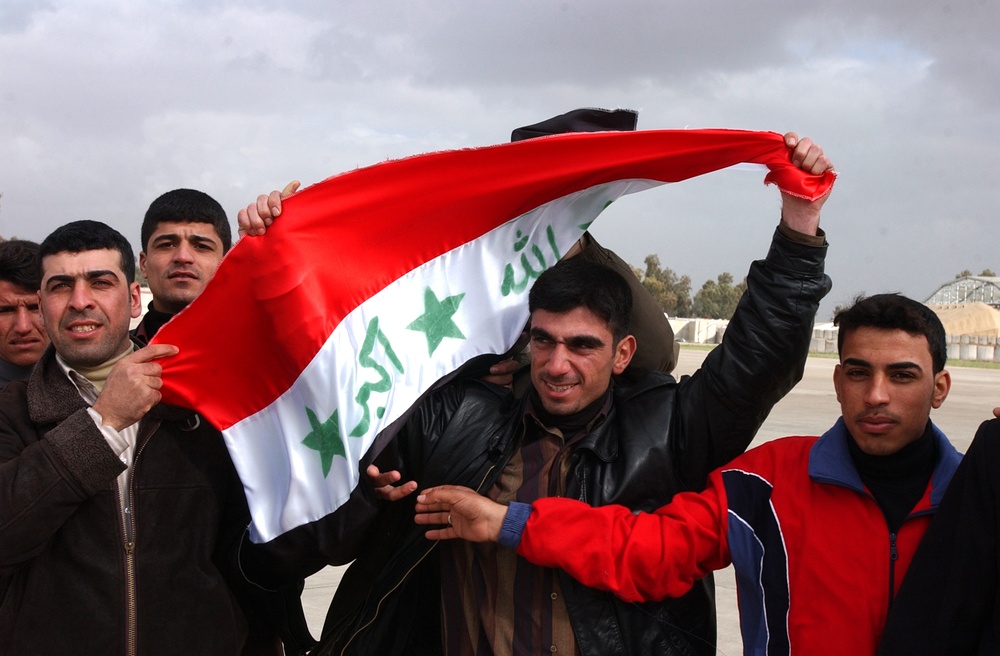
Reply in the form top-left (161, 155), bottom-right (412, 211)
top-left (235, 132), bottom-right (835, 656)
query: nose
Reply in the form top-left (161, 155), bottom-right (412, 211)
top-left (864, 373), bottom-right (891, 407)
top-left (13, 305), bottom-right (37, 333)
top-left (173, 241), bottom-right (195, 263)
top-left (545, 343), bottom-right (573, 377)
top-left (68, 282), bottom-right (95, 311)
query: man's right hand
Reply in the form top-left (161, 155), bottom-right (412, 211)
top-left (237, 180), bottom-right (301, 238)
top-left (91, 344), bottom-right (179, 431)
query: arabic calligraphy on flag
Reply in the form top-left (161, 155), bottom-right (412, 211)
top-left (153, 129), bottom-right (835, 542)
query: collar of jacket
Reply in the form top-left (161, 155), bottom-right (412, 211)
top-left (27, 343), bottom-right (196, 426)
top-left (808, 416), bottom-right (962, 506)
top-left (566, 371), bottom-right (678, 462)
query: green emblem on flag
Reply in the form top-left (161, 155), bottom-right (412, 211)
top-left (407, 287), bottom-right (466, 356)
top-left (302, 407), bottom-right (345, 478)
top-left (350, 316), bottom-right (405, 437)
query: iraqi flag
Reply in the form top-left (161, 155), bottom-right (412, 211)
top-left (153, 129), bottom-right (835, 542)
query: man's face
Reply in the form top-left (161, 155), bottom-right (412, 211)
top-left (529, 306), bottom-right (635, 415)
top-left (0, 280), bottom-right (48, 367)
top-left (834, 326), bottom-right (950, 456)
top-left (140, 221), bottom-right (225, 314)
top-left (40, 248), bottom-right (141, 368)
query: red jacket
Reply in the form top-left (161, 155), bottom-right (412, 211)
top-left (516, 419), bottom-right (961, 655)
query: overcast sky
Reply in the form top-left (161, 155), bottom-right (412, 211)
top-left (2, 0), bottom-right (996, 320)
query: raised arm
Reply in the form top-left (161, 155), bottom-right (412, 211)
top-left (670, 134), bottom-right (834, 487)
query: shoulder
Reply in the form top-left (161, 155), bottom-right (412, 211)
top-left (726, 436), bottom-right (819, 470)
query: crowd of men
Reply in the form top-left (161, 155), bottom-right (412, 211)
top-left (0, 110), bottom-right (997, 655)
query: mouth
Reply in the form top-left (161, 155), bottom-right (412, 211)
top-left (541, 378), bottom-right (578, 394)
top-left (66, 322), bottom-right (101, 336)
top-left (168, 270), bottom-right (199, 281)
top-left (856, 415), bottom-right (897, 435)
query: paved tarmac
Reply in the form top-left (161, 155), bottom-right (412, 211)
top-left (299, 347), bottom-right (1000, 653)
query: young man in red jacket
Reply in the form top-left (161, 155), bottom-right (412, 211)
top-left (416, 293), bottom-right (962, 656)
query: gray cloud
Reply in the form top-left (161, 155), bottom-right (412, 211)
top-left (1, 0), bottom-right (997, 321)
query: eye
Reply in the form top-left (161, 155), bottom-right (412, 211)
top-left (530, 334), bottom-right (554, 347)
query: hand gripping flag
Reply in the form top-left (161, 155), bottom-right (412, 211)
top-left (153, 129), bottom-right (835, 542)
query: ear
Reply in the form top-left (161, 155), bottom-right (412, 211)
top-left (138, 251), bottom-right (148, 279)
top-left (832, 364), bottom-right (844, 403)
top-left (931, 369), bottom-right (951, 409)
top-left (611, 335), bottom-right (637, 375)
top-left (129, 282), bottom-right (142, 319)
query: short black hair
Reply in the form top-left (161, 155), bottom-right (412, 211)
top-left (834, 293), bottom-right (947, 373)
top-left (529, 258), bottom-right (633, 343)
top-left (141, 188), bottom-right (232, 253)
top-left (39, 220), bottom-right (136, 284)
top-left (0, 239), bottom-right (41, 291)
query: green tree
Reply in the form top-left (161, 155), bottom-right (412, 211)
top-left (692, 272), bottom-right (747, 319)
top-left (641, 254), bottom-right (692, 317)
top-left (980, 269), bottom-right (996, 277)
top-left (955, 270), bottom-right (973, 279)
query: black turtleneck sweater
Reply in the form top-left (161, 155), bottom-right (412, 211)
top-left (848, 422), bottom-right (938, 534)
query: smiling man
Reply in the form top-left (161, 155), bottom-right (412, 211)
top-left (0, 240), bottom-right (48, 385)
top-left (243, 135), bottom-right (835, 656)
top-left (416, 293), bottom-right (963, 655)
top-left (133, 188), bottom-right (231, 343)
top-left (0, 220), bottom-right (281, 655)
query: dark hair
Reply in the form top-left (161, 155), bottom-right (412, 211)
top-left (0, 239), bottom-right (41, 291)
top-left (39, 221), bottom-right (136, 283)
top-left (529, 258), bottom-right (633, 343)
top-left (141, 188), bottom-right (232, 253)
top-left (834, 293), bottom-right (947, 373)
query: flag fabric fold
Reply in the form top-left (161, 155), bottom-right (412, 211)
top-left (153, 128), bottom-right (835, 542)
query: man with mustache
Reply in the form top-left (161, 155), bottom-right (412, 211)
top-left (416, 293), bottom-right (963, 655)
top-left (240, 134), bottom-right (837, 655)
top-left (0, 220), bottom-right (282, 654)
top-left (0, 239), bottom-right (48, 385)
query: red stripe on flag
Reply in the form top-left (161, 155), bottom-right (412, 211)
top-left (152, 129), bottom-right (834, 429)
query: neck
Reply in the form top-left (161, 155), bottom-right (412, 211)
top-left (530, 386), bottom-right (610, 436)
top-left (70, 343), bottom-right (134, 392)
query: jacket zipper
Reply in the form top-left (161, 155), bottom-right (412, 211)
top-left (340, 459), bottom-right (503, 655)
top-left (887, 531), bottom-right (898, 612)
top-left (121, 424), bottom-right (152, 656)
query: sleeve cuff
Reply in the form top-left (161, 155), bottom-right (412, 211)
top-left (87, 407), bottom-right (130, 464)
top-left (777, 218), bottom-right (826, 247)
top-left (498, 501), bottom-right (532, 550)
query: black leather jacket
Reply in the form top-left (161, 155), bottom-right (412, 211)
top-left (249, 227), bottom-right (831, 656)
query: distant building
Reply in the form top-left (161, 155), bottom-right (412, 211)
top-left (925, 276), bottom-right (1000, 310)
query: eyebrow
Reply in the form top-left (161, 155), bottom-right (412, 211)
top-left (153, 233), bottom-right (219, 246)
top-left (530, 326), bottom-right (606, 350)
top-left (842, 357), bottom-right (923, 372)
top-left (44, 270), bottom-right (121, 286)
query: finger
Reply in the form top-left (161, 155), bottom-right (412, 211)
top-left (414, 510), bottom-right (451, 526)
top-left (783, 131), bottom-right (799, 148)
top-left (132, 343), bottom-right (180, 362)
top-left (379, 481), bottom-right (417, 502)
top-left (280, 180), bottom-right (301, 198)
top-left (414, 500), bottom-right (451, 514)
top-left (423, 527), bottom-right (458, 541)
top-left (266, 190), bottom-right (283, 217)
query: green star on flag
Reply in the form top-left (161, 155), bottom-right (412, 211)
top-left (407, 287), bottom-right (466, 356)
top-left (302, 407), bottom-right (346, 477)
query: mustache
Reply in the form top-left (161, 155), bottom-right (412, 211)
top-left (854, 408), bottom-right (901, 423)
